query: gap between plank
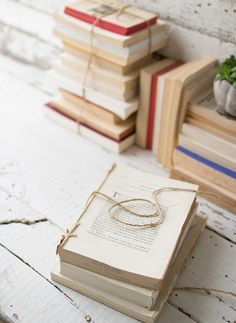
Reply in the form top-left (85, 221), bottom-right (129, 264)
top-left (0, 242), bottom-right (97, 321)
top-left (168, 299), bottom-right (202, 323)
top-left (206, 226), bottom-right (236, 245)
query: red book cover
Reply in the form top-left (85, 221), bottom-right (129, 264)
top-left (64, 1), bottom-right (157, 36)
top-left (146, 61), bottom-right (183, 150)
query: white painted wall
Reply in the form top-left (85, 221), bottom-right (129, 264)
top-left (0, 0), bottom-right (235, 68)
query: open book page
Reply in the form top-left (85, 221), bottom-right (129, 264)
top-left (63, 164), bottom-right (198, 281)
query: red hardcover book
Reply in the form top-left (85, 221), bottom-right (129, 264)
top-left (64, 1), bottom-right (157, 36)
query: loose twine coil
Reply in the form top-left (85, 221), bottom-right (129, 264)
top-left (56, 164), bottom-right (216, 249)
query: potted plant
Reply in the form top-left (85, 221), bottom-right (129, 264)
top-left (213, 55), bottom-right (236, 118)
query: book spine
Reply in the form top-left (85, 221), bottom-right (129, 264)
top-left (60, 262), bottom-right (156, 308)
top-left (170, 166), bottom-right (236, 214)
top-left (174, 147), bottom-right (236, 194)
top-left (176, 146), bottom-right (236, 179)
top-left (146, 61), bottom-right (182, 150)
top-left (59, 249), bottom-right (160, 290)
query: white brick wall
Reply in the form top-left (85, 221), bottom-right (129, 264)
top-left (0, 0), bottom-right (235, 68)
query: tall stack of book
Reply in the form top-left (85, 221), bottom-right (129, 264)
top-left (51, 164), bottom-right (207, 322)
top-left (171, 89), bottom-right (236, 213)
top-left (136, 56), bottom-right (217, 167)
top-left (44, 1), bottom-right (168, 153)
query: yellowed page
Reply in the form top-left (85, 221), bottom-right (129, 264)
top-left (63, 164), bottom-right (197, 281)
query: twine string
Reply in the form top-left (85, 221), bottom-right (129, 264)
top-left (79, 2), bottom-right (152, 125)
top-left (56, 163), bottom-right (201, 252)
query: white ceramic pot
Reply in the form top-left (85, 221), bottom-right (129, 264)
top-left (213, 80), bottom-right (236, 117)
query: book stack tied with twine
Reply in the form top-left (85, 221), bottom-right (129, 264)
top-left (51, 163), bottom-right (207, 322)
top-left (44, 0), bottom-right (168, 153)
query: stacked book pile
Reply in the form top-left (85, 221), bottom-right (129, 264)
top-left (136, 56), bottom-right (217, 168)
top-left (135, 55), bottom-right (236, 212)
top-left (44, 0), bottom-right (168, 153)
top-left (51, 163), bottom-right (207, 322)
top-left (171, 89), bottom-right (236, 213)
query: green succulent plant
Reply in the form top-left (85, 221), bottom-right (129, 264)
top-left (215, 55), bottom-right (236, 87)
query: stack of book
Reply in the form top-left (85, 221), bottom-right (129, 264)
top-left (44, 0), bottom-right (168, 153)
top-left (136, 56), bottom-right (217, 168)
top-left (51, 163), bottom-right (207, 322)
top-left (171, 89), bottom-right (236, 213)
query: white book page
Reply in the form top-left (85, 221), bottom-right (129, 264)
top-left (64, 164), bottom-right (197, 280)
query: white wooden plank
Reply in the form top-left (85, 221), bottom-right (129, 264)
top-left (199, 199), bottom-right (236, 243)
top-left (16, 0), bottom-right (70, 14)
top-left (170, 229), bottom-right (236, 323)
top-left (0, 0), bottom-right (62, 68)
top-left (0, 245), bottom-right (88, 323)
top-left (0, 0), bottom-right (57, 44)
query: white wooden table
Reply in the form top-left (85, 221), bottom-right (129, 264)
top-left (0, 53), bottom-right (235, 323)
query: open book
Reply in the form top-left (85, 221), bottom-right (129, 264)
top-left (57, 164), bottom-right (198, 289)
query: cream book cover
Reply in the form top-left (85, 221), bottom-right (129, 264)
top-left (188, 89), bottom-right (236, 138)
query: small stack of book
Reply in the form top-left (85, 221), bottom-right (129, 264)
top-left (171, 89), bottom-right (236, 213)
top-left (44, 0), bottom-right (168, 153)
top-left (51, 163), bottom-right (207, 322)
top-left (136, 56), bottom-right (217, 167)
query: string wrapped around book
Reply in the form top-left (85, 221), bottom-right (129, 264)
top-left (56, 163), bottom-right (217, 255)
top-left (77, 0), bottom-right (152, 126)
top-left (57, 164), bottom-right (198, 254)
